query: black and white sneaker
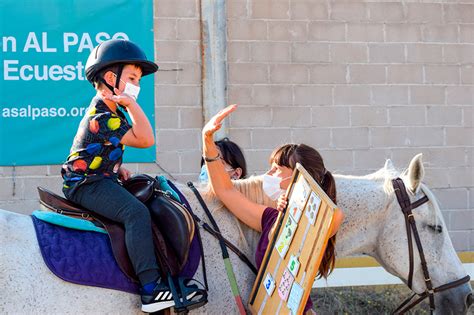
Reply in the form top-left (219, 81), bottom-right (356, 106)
top-left (141, 281), bottom-right (175, 313)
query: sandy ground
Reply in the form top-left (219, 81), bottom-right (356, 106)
top-left (310, 282), bottom-right (474, 315)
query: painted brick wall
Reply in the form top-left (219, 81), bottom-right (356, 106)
top-left (0, 0), bottom-right (204, 215)
top-left (226, 0), bottom-right (473, 251)
top-left (0, 0), bottom-right (472, 251)
top-left (152, 0), bottom-right (203, 182)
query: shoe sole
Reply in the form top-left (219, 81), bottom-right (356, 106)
top-left (141, 300), bottom-right (175, 313)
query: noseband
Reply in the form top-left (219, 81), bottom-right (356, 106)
top-left (391, 178), bottom-right (470, 314)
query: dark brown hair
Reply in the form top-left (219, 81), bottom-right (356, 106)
top-left (270, 143), bottom-right (337, 279)
top-left (200, 137), bottom-right (247, 178)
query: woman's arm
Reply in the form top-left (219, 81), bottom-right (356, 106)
top-left (203, 105), bottom-right (267, 231)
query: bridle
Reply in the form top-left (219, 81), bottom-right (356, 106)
top-left (391, 178), bottom-right (471, 314)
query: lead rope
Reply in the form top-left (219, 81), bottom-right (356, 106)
top-left (187, 182), bottom-right (247, 315)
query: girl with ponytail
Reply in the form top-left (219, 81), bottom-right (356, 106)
top-left (274, 144), bottom-right (339, 279)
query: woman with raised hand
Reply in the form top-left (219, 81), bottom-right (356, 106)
top-left (202, 105), bottom-right (344, 314)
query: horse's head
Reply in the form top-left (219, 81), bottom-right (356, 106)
top-left (376, 154), bottom-right (472, 314)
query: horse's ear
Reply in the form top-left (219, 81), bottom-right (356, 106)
top-left (406, 153), bottom-right (424, 194)
top-left (384, 159), bottom-right (395, 171)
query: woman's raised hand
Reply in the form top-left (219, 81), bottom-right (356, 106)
top-left (203, 104), bottom-right (237, 138)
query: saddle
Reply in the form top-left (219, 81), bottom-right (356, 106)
top-left (37, 175), bottom-right (195, 280)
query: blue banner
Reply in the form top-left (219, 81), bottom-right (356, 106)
top-left (0, 0), bottom-right (156, 165)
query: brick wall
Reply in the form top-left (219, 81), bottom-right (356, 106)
top-left (152, 0), bottom-right (203, 182)
top-left (226, 0), bottom-right (473, 251)
top-left (0, 0), bottom-right (472, 251)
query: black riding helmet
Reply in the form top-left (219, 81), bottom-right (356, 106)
top-left (85, 39), bottom-right (158, 93)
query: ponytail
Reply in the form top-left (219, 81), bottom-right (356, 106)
top-left (317, 170), bottom-right (337, 279)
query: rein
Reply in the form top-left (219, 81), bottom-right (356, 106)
top-left (391, 178), bottom-right (470, 314)
top-left (187, 182), bottom-right (247, 315)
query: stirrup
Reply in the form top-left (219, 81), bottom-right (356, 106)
top-left (167, 275), bottom-right (208, 314)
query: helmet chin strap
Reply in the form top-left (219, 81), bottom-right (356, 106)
top-left (98, 65), bottom-right (126, 110)
top-left (99, 64), bottom-right (124, 96)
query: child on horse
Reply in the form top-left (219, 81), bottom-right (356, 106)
top-left (61, 39), bottom-right (173, 313)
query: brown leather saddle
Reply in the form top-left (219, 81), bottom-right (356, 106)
top-left (37, 174), bottom-right (195, 281)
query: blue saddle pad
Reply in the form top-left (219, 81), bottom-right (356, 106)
top-left (31, 215), bottom-right (139, 294)
top-left (32, 210), bottom-right (107, 234)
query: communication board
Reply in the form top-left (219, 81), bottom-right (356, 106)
top-left (249, 163), bottom-right (338, 315)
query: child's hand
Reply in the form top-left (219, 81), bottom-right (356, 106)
top-left (118, 166), bottom-right (132, 181)
top-left (104, 88), bottom-right (136, 108)
top-left (277, 193), bottom-right (288, 212)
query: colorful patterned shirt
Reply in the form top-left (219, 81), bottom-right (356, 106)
top-left (61, 96), bottom-right (131, 194)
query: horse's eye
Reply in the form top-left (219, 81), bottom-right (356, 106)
top-left (427, 224), bottom-right (442, 233)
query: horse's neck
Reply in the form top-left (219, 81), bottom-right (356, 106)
top-left (176, 177), bottom-right (388, 259)
top-left (334, 175), bottom-right (388, 259)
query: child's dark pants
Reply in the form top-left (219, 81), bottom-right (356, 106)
top-left (65, 178), bottom-right (160, 285)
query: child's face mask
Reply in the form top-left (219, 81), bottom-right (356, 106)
top-left (122, 81), bottom-right (140, 100)
top-left (113, 73), bottom-right (141, 100)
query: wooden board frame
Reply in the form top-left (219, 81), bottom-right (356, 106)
top-left (249, 163), bottom-right (338, 315)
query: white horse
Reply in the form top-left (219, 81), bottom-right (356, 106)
top-left (0, 154), bottom-right (472, 314)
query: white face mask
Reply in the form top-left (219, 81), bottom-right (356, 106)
top-left (262, 174), bottom-right (290, 200)
top-left (123, 81), bottom-right (140, 100)
top-left (113, 73), bottom-right (141, 100)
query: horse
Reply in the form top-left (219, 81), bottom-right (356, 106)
top-left (0, 154), bottom-right (471, 314)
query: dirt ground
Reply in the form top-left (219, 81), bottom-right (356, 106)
top-left (310, 282), bottom-right (474, 314)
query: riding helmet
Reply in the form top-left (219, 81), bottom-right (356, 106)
top-left (85, 39), bottom-right (158, 83)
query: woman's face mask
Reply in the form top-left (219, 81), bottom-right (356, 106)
top-left (198, 164), bottom-right (209, 183)
top-left (262, 174), bottom-right (291, 200)
top-left (199, 164), bottom-right (241, 183)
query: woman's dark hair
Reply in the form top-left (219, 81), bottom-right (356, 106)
top-left (201, 137), bottom-right (247, 178)
top-left (270, 143), bottom-right (337, 279)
